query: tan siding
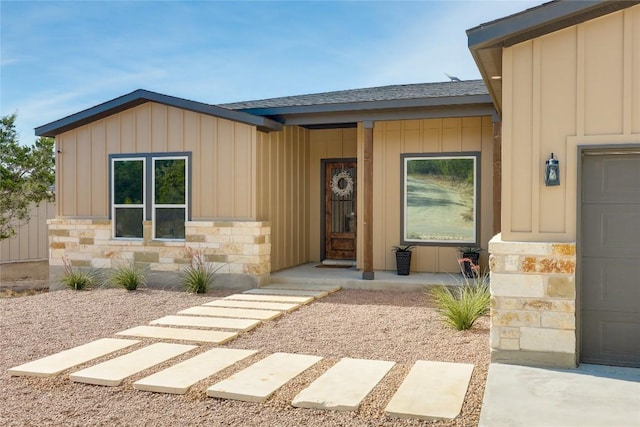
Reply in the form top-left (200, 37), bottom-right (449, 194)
top-left (369, 117), bottom-right (493, 273)
top-left (55, 102), bottom-right (258, 220)
top-left (0, 202), bottom-right (56, 263)
top-left (631, 6), bottom-right (640, 134)
top-left (256, 127), bottom-right (310, 271)
top-left (503, 5), bottom-right (640, 242)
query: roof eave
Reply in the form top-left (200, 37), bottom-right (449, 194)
top-left (234, 94), bottom-right (492, 117)
top-left (35, 89), bottom-right (282, 137)
top-left (467, 0), bottom-right (640, 116)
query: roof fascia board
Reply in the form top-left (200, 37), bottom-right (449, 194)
top-left (35, 89), bottom-right (281, 137)
top-left (467, 1), bottom-right (627, 49)
top-left (275, 104), bottom-right (497, 127)
top-left (236, 94), bottom-right (493, 117)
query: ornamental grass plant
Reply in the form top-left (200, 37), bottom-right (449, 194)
top-left (180, 248), bottom-right (217, 294)
top-left (60, 257), bottom-right (98, 290)
top-left (429, 258), bottom-right (490, 330)
top-left (108, 261), bottom-right (147, 291)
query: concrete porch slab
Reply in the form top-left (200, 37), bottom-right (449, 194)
top-left (207, 352), bottom-right (322, 403)
top-left (385, 361), bottom-right (474, 420)
top-left (261, 283), bottom-right (341, 293)
top-left (69, 343), bottom-right (196, 387)
top-left (292, 358), bottom-right (396, 411)
top-left (480, 363), bottom-right (640, 427)
top-left (178, 306), bottom-right (282, 320)
top-left (8, 338), bottom-right (139, 378)
top-left (243, 288), bottom-right (329, 299)
top-left (149, 315), bottom-right (260, 332)
top-left (133, 348), bottom-right (258, 394)
top-left (224, 293), bottom-right (314, 304)
top-left (203, 299), bottom-right (301, 312)
top-left (116, 325), bottom-right (237, 344)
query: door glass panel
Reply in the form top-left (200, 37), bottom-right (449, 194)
top-left (330, 167), bottom-right (355, 233)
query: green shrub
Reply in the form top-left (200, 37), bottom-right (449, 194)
top-left (108, 261), bottom-right (147, 291)
top-left (429, 261), bottom-right (490, 330)
top-left (60, 257), bottom-right (97, 290)
top-left (180, 249), bottom-right (216, 294)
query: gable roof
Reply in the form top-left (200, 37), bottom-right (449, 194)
top-left (35, 89), bottom-right (283, 137)
top-left (467, 0), bottom-right (640, 115)
top-left (222, 80), bottom-right (494, 127)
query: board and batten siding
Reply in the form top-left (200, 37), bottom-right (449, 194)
top-left (367, 117), bottom-right (494, 273)
top-left (256, 126), bottom-right (310, 272)
top-left (502, 4), bottom-right (640, 242)
top-left (0, 202), bottom-right (56, 263)
top-left (55, 102), bottom-right (259, 220)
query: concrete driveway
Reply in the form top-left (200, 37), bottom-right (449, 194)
top-left (480, 363), bottom-right (640, 426)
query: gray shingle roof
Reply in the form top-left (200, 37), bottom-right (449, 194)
top-left (222, 80), bottom-right (488, 110)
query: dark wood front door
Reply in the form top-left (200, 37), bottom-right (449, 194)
top-left (325, 161), bottom-right (357, 260)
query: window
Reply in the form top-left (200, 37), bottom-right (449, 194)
top-left (401, 153), bottom-right (480, 246)
top-left (110, 153), bottom-right (189, 240)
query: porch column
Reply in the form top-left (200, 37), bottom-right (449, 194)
top-left (492, 117), bottom-right (502, 236)
top-left (362, 121), bottom-right (374, 280)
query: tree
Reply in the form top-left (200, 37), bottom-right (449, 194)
top-left (0, 114), bottom-right (55, 240)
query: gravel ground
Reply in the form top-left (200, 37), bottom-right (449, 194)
top-left (0, 287), bottom-right (489, 426)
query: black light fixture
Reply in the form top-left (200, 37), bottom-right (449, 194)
top-left (545, 153), bottom-right (560, 186)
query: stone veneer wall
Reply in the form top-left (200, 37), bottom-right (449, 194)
top-left (48, 219), bottom-right (270, 289)
top-left (488, 233), bottom-right (577, 368)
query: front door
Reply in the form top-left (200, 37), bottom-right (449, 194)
top-left (324, 161), bottom-right (357, 260)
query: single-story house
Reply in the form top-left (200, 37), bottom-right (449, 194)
top-left (37, 0), bottom-right (639, 369)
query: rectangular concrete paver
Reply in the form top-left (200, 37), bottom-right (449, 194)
top-left (116, 325), bottom-right (237, 344)
top-left (8, 338), bottom-right (139, 378)
top-left (243, 288), bottom-right (328, 298)
top-left (178, 306), bottom-right (282, 320)
top-left (134, 348), bottom-right (258, 394)
top-left (207, 352), bottom-right (322, 403)
top-left (224, 293), bottom-right (314, 304)
top-left (385, 361), bottom-right (474, 420)
top-left (204, 299), bottom-right (301, 312)
top-left (262, 283), bottom-right (341, 293)
top-left (292, 358), bottom-right (396, 411)
top-left (150, 315), bottom-right (260, 332)
top-left (70, 343), bottom-right (196, 386)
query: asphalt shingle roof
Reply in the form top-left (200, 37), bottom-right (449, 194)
top-left (222, 80), bottom-right (488, 110)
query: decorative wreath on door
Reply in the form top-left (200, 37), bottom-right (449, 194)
top-left (331, 170), bottom-right (354, 198)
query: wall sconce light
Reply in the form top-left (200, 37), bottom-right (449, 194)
top-left (545, 153), bottom-right (560, 186)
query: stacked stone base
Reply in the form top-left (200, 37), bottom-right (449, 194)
top-left (48, 219), bottom-right (270, 290)
top-left (489, 234), bottom-right (577, 368)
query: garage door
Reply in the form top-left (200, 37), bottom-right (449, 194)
top-left (581, 151), bottom-right (640, 367)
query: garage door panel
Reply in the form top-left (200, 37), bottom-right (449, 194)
top-left (582, 205), bottom-right (640, 257)
top-left (582, 257), bottom-right (640, 312)
top-left (581, 151), bottom-right (640, 368)
top-left (582, 155), bottom-right (640, 204)
top-left (581, 311), bottom-right (640, 367)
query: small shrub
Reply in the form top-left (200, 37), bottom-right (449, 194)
top-left (108, 261), bottom-right (147, 291)
top-left (180, 248), bottom-right (216, 294)
top-left (60, 257), bottom-right (97, 290)
top-left (429, 260), bottom-right (490, 330)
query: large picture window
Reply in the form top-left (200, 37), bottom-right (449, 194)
top-left (110, 153), bottom-right (190, 240)
top-left (401, 153), bottom-right (480, 246)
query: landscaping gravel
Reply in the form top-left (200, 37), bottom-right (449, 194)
top-left (0, 287), bottom-right (489, 426)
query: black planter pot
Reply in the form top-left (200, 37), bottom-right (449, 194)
top-left (461, 252), bottom-right (480, 278)
top-left (395, 251), bottom-right (412, 275)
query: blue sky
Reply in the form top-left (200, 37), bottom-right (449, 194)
top-left (1, 0), bottom-right (544, 144)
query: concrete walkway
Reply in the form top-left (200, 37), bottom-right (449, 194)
top-left (480, 363), bottom-right (640, 427)
top-left (7, 283), bottom-right (476, 421)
